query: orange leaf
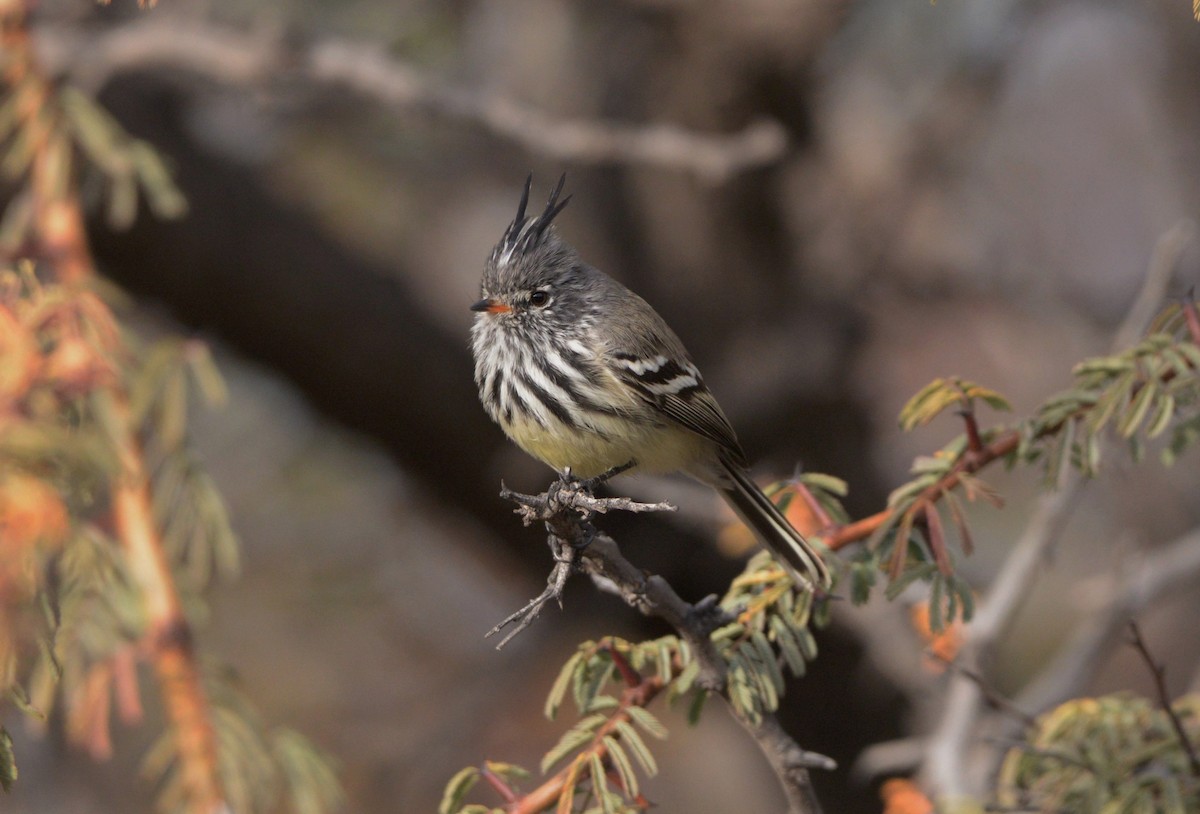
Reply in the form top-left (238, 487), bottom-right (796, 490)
top-left (880, 778), bottom-right (933, 814)
top-left (909, 601), bottom-right (965, 672)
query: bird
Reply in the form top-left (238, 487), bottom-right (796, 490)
top-left (470, 175), bottom-right (830, 591)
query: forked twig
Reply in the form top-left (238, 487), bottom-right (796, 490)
top-left (486, 471), bottom-right (675, 649)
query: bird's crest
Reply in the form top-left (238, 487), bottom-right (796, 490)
top-left (493, 174), bottom-right (571, 268)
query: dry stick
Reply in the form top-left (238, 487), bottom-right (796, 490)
top-left (8, 4), bottom-right (227, 809)
top-left (918, 222), bottom-right (1191, 801)
top-left (35, 18), bottom-right (787, 184)
top-left (1126, 620), bottom-right (1200, 778)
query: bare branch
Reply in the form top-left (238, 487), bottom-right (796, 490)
top-left (35, 17), bottom-right (789, 184)
top-left (1127, 620), bottom-right (1200, 778)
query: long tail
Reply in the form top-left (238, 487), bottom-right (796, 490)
top-left (717, 460), bottom-right (831, 590)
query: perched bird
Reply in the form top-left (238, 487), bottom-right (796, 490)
top-left (470, 176), bottom-right (830, 590)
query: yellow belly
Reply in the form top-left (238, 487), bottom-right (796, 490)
top-left (503, 411), bottom-right (708, 479)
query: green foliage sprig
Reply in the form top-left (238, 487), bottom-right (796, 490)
top-left (441, 552), bottom-right (830, 814)
top-left (996, 693), bottom-right (1200, 813)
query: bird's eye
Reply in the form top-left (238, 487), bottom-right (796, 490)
top-left (529, 290), bottom-right (550, 307)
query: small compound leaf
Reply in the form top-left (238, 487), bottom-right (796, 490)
top-left (0, 726), bottom-right (15, 792)
top-left (438, 767), bottom-right (479, 814)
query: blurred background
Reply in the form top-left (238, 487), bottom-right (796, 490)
top-left (8, 0), bottom-right (1200, 811)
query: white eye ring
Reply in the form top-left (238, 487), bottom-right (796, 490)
top-left (529, 290), bottom-right (550, 307)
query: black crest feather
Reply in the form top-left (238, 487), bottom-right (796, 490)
top-left (494, 174), bottom-right (572, 263)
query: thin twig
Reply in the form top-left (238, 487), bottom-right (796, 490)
top-left (486, 476), bottom-right (675, 650)
top-left (1126, 620), bottom-right (1200, 778)
top-left (931, 653), bottom-right (1037, 729)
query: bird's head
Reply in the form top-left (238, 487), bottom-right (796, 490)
top-left (472, 175), bottom-right (591, 325)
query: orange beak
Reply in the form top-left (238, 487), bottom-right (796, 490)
top-left (470, 298), bottom-right (512, 314)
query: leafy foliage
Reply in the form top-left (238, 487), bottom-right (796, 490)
top-left (441, 553), bottom-right (830, 813)
top-left (996, 693), bottom-right (1200, 813)
top-left (0, 265), bottom-right (342, 811)
top-left (0, 8), bottom-right (344, 803)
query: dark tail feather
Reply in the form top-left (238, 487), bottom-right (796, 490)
top-left (718, 461), bottom-right (831, 590)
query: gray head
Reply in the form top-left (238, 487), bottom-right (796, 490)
top-left (471, 175), bottom-right (597, 324)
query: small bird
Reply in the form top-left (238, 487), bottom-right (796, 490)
top-left (470, 176), bottom-right (830, 590)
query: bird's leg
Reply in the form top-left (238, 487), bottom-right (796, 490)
top-left (583, 460), bottom-right (636, 491)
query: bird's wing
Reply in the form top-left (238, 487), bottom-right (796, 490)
top-left (604, 313), bottom-right (747, 466)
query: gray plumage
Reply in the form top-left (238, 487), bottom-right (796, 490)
top-left (471, 176), bottom-right (830, 590)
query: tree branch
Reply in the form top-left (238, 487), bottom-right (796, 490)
top-left (34, 16), bottom-right (789, 184)
top-left (490, 475), bottom-right (832, 813)
top-left (7, 4), bottom-right (226, 809)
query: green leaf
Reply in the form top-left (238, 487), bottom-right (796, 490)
top-left (1117, 381), bottom-right (1156, 438)
top-left (750, 630), bottom-right (785, 699)
top-left (614, 721), bottom-right (658, 777)
top-left (541, 715), bottom-right (605, 774)
top-left (956, 579), bottom-right (976, 623)
top-left (625, 706), bottom-right (668, 741)
top-left (6, 685), bottom-right (44, 721)
top-left (588, 752), bottom-right (614, 814)
top-left (0, 726), bottom-right (15, 792)
top-left (272, 729), bottom-right (344, 814)
top-left (1073, 355), bottom-right (1133, 376)
top-left (1146, 392), bottom-right (1176, 439)
top-left (546, 651), bottom-right (583, 720)
top-left (686, 690), bottom-right (707, 726)
top-left (770, 614), bottom-right (806, 677)
top-left (106, 169), bottom-right (138, 230)
top-left (602, 736), bottom-right (637, 799)
top-left (849, 562), bottom-right (875, 606)
top-left (898, 379), bottom-right (955, 430)
top-left (885, 562), bottom-right (937, 601)
top-left (1164, 413), bottom-right (1200, 466)
top-left (799, 472), bottom-right (848, 497)
top-left (183, 342), bottom-right (228, 408)
top-left (130, 141), bottom-right (188, 220)
top-left (573, 657), bottom-right (613, 715)
top-left (1088, 369), bottom-right (1137, 433)
top-left (670, 659), bottom-right (700, 699)
top-left (1085, 432), bottom-right (1102, 475)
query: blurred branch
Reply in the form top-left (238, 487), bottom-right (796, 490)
top-left (6, 3), bottom-right (226, 809)
top-left (1015, 523), bottom-right (1200, 714)
top-left (920, 476), bottom-right (1085, 799)
top-left (492, 475), bottom-right (832, 814)
top-left (35, 17), bottom-right (789, 183)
